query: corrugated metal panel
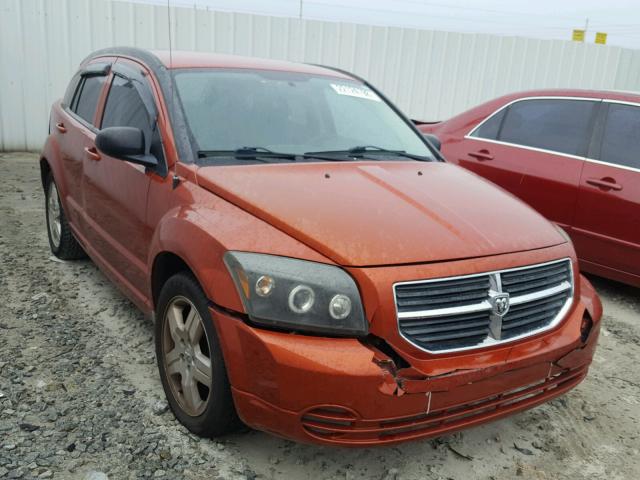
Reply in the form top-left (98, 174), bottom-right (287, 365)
top-left (2, 0), bottom-right (640, 151)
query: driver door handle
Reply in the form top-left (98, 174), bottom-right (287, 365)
top-left (55, 122), bottom-right (66, 133)
top-left (586, 177), bottom-right (622, 191)
top-left (468, 149), bottom-right (494, 161)
top-left (84, 146), bottom-right (101, 161)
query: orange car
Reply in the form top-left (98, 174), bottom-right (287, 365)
top-left (41, 47), bottom-right (601, 446)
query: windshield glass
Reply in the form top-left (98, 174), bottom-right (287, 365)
top-left (173, 68), bottom-right (435, 163)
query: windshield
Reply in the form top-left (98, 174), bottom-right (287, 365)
top-left (173, 68), bottom-right (435, 163)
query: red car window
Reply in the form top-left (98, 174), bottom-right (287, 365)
top-left (600, 103), bottom-right (640, 169)
top-left (499, 99), bottom-right (596, 157)
top-left (71, 75), bottom-right (106, 125)
top-left (101, 75), bottom-right (149, 131)
top-left (472, 107), bottom-right (506, 140)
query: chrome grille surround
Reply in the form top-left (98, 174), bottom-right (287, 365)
top-left (394, 258), bottom-right (574, 354)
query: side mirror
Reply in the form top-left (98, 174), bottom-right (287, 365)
top-left (95, 127), bottom-right (158, 168)
top-left (423, 133), bottom-right (441, 151)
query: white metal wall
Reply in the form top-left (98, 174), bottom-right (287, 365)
top-left (2, 0), bottom-right (640, 151)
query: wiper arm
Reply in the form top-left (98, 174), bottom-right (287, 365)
top-left (306, 146), bottom-right (431, 161)
top-left (235, 147), bottom-right (298, 160)
top-left (198, 147), bottom-right (350, 163)
top-left (348, 145), bottom-right (431, 161)
top-left (197, 147), bottom-right (297, 161)
top-left (349, 145), bottom-right (399, 154)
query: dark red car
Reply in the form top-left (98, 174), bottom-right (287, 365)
top-left (418, 90), bottom-right (640, 287)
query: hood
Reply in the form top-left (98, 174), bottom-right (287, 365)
top-left (195, 161), bottom-right (565, 267)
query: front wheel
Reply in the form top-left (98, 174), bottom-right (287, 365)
top-left (155, 273), bottom-right (240, 437)
top-left (45, 173), bottom-right (85, 260)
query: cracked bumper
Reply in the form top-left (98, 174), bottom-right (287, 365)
top-left (211, 275), bottom-right (601, 446)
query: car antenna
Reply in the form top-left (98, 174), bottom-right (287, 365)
top-left (167, 0), bottom-right (180, 189)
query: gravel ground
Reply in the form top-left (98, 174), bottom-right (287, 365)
top-left (0, 151), bottom-right (639, 480)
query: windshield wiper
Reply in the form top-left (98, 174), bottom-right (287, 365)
top-left (197, 147), bottom-right (298, 162)
top-left (198, 147), bottom-right (350, 163)
top-left (306, 145), bottom-right (432, 161)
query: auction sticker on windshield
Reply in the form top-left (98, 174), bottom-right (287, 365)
top-left (330, 83), bottom-right (381, 102)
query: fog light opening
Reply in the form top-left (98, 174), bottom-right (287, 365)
top-left (580, 313), bottom-right (593, 343)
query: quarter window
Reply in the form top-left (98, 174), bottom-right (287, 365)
top-left (599, 103), bottom-right (640, 170)
top-left (62, 73), bottom-right (81, 108)
top-left (472, 108), bottom-right (506, 140)
top-left (497, 99), bottom-right (597, 156)
top-left (71, 75), bottom-right (106, 125)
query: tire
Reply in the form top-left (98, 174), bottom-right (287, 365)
top-left (155, 272), bottom-right (241, 437)
top-left (44, 172), bottom-right (85, 260)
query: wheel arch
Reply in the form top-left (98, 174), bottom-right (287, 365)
top-left (40, 134), bottom-right (66, 196)
top-left (146, 206), bottom-right (250, 315)
top-left (39, 156), bottom-right (52, 189)
top-left (146, 200), bottom-right (333, 316)
top-left (151, 251), bottom-right (199, 309)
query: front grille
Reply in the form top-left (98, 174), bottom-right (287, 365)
top-left (501, 261), bottom-right (572, 296)
top-left (395, 259), bottom-right (573, 353)
top-left (501, 291), bottom-right (571, 339)
top-left (395, 276), bottom-right (490, 312)
top-left (399, 311), bottom-right (492, 352)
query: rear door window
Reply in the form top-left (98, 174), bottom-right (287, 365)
top-left (598, 103), bottom-right (640, 170)
top-left (498, 99), bottom-right (597, 156)
top-left (71, 75), bottom-right (106, 125)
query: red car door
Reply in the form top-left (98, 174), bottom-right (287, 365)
top-left (458, 98), bottom-right (598, 229)
top-left (54, 64), bottom-right (110, 231)
top-left (511, 98), bottom-right (600, 230)
top-left (81, 58), bottom-right (164, 305)
top-left (439, 107), bottom-right (526, 196)
top-left (572, 101), bottom-right (640, 285)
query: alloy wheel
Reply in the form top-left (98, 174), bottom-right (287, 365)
top-left (47, 181), bottom-right (62, 248)
top-left (162, 296), bottom-right (213, 416)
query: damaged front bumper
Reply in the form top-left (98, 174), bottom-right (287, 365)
top-left (212, 274), bottom-right (601, 446)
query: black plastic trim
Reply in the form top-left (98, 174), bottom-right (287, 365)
top-left (80, 62), bottom-right (112, 77)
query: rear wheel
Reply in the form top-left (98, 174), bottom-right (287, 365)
top-left (155, 273), bottom-right (240, 437)
top-left (45, 173), bottom-right (85, 260)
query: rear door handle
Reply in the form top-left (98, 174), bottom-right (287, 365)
top-left (586, 177), bottom-right (622, 191)
top-left (55, 122), bottom-right (66, 133)
top-left (468, 149), bottom-right (494, 161)
top-left (84, 146), bottom-right (101, 161)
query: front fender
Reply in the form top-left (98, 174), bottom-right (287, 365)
top-left (147, 205), bottom-right (245, 312)
top-left (146, 184), bottom-right (332, 312)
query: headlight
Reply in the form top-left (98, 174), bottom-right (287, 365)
top-left (223, 252), bottom-right (368, 336)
